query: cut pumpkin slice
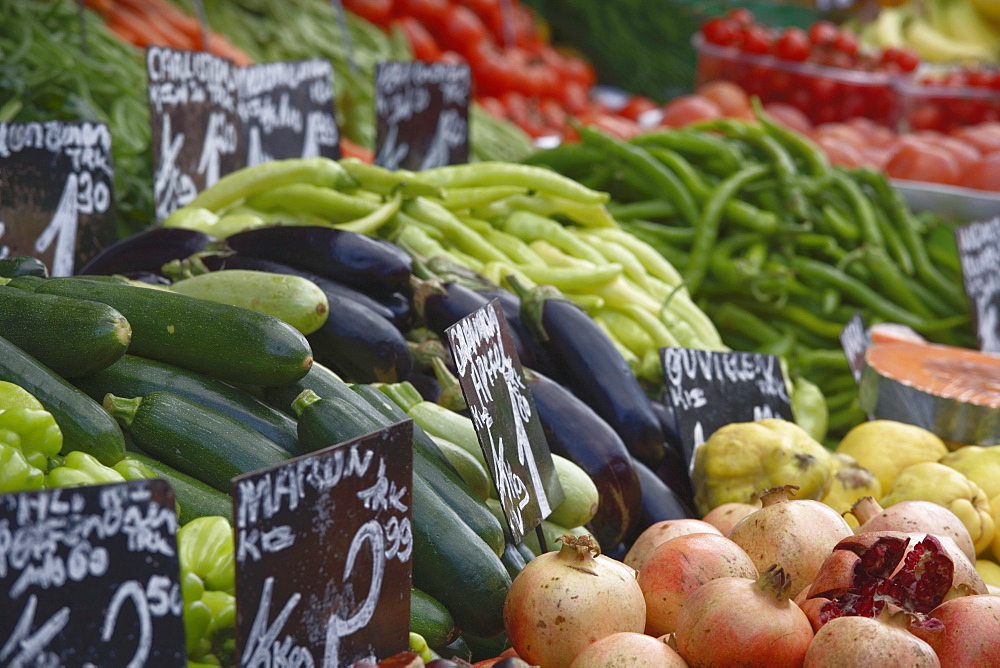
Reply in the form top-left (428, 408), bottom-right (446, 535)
top-left (859, 340), bottom-right (1000, 447)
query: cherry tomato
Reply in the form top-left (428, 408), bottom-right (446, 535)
top-left (396, 0), bottom-right (449, 28)
top-left (471, 44), bottom-right (512, 96)
top-left (908, 104), bottom-right (944, 132)
top-left (441, 5), bottom-right (489, 58)
top-left (476, 95), bottom-right (506, 119)
top-left (559, 80), bottom-right (589, 115)
top-left (660, 95), bottom-right (723, 128)
top-left (538, 97), bottom-right (568, 131)
top-left (579, 112), bottom-right (641, 139)
top-left (960, 151), bottom-right (1000, 191)
top-left (739, 25), bottom-right (771, 54)
top-left (697, 80), bottom-right (750, 116)
top-left (807, 21), bottom-right (839, 46)
top-left (344, 0), bottom-right (395, 28)
top-left (774, 27), bottom-right (810, 62)
top-left (885, 141), bottom-right (961, 185)
top-left (894, 48), bottom-right (920, 73)
top-left (561, 54), bottom-right (597, 89)
top-left (831, 30), bottom-right (859, 57)
top-left (726, 8), bottom-right (755, 27)
top-left (396, 17), bottom-right (443, 63)
top-left (702, 17), bottom-right (739, 46)
top-left (763, 102), bottom-right (813, 135)
top-left (436, 50), bottom-right (466, 65)
top-left (618, 95), bottom-right (659, 121)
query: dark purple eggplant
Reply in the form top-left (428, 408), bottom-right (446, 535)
top-left (649, 398), bottom-right (685, 461)
top-left (413, 277), bottom-right (492, 337)
top-left (221, 226), bottom-right (412, 296)
top-left (631, 457), bottom-right (696, 541)
top-left (184, 252), bottom-right (400, 324)
top-left (78, 227), bottom-right (215, 276)
top-left (472, 287), bottom-right (562, 381)
top-left (524, 368), bottom-right (641, 549)
top-left (374, 291), bottom-right (415, 331)
top-left (513, 280), bottom-right (668, 469)
top-left (406, 371), bottom-right (442, 404)
top-left (307, 294), bottom-right (412, 384)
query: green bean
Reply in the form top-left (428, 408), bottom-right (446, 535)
top-left (404, 197), bottom-right (510, 264)
top-left (578, 126), bottom-right (699, 225)
top-left (619, 220), bottom-right (696, 245)
top-left (686, 163), bottom-right (770, 294)
top-left (711, 302), bottom-right (784, 346)
top-left (606, 199), bottom-right (677, 221)
top-left (419, 161), bottom-right (609, 205)
top-left (433, 185), bottom-right (528, 211)
top-left (501, 211), bottom-right (606, 264)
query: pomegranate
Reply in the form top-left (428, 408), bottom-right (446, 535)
top-left (849, 496), bottom-right (976, 562)
top-left (728, 485), bottom-right (854, 597)
top-left (803, 609), bottom-right (940, 667)
top-left (567, 632), bottom-right (687, 667)
top-left (623, 519), bottom-right (722, 570)
top-left (809, 531), bottom-right (987, 613)
top-left (701, 500), bottom-right (761, 536)
top-left (909, 595), bottom-right (1000, 667)
top-left (798, 596), bottom-right (829, 633)
top-left (674, 565), bottom-right (814, 667)
top-left (503, 535), bottom-right (645, 668)
top-left (637, 532), bottom-right (758, 636)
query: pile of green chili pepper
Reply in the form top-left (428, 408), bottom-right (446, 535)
top-left (527, 101), bottom-right (973, 439)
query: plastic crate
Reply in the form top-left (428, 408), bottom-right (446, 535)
top-left (898, 72), bottom-right (1000, 133)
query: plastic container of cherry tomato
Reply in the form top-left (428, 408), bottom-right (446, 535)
top-left (897, 72), bottom-right (1000, 133)
top-left (692, 34), bottom-right (906, 127)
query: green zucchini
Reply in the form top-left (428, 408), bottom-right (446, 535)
top-left (410, 588), bottom-right (457, 651)
top-left (428, 433), bottom-right (492, 501)
top-left (294, 389), bottom-right (505, 556)
top-left (125, 451), bottom-right (233, 524)
top-left (499, 541), bottom-right (527, 580)
top-left (411, 473), bottom-right (511, 638)
top-left (265, 361), bottom-right (376, 417)
top-left (4, 275), bottom-right (47, 290)
top-left (170, 269), bottom-right (329, 335)
top-left (34, 278), bottom-right (313, 386)
top-left (0, 256), bottom-right (48, 278)
top-left (0, 286), bottom-right (131, 378)
top-left (72, 355), bottom-right (303, 456)
top-left (0, 334), bottom-right (126, 465)
top-left (103, 391), bottom-right (290, 492)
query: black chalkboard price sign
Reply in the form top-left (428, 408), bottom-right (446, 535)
top-left (445, 299), bottom-right (564, 544)
top-left (0, 479), bottom-right (185, 666)
top-left (0, 121), bottom-right (117, 275)
top-left (661, 348), bottom-right (794, 468)
top-left (237, 59), bottom-right (341, 166)
top-left (147, 46), bottom-right (241, 221)
top-left (956, 215), bottom-right (1000, 354)
top-left (374, 61), bottom-right (470, 171)
top-left (233, 421), bottom-right (413, 667)
top-left (839, 311), bottom-right (868, 383)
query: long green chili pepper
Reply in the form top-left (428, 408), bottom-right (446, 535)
top-left (752, 97), bottom-right (832, 182)
top-left (335, 191), bottom-right (402, 235)
top-left (830, 169), bottom-right (883, 247)
top-left (685, 163), bottom-right (769, 294)
top-left (862, 246), bottom-right (931, 319)
top-left (818, 203), bottom-right (861, 244)
top-left (711, 302), bottom-right (785, 346)
top-left (244, 182), bottom-right (379, 221)
top-left (419, 161), bottom-right (609, 205)
top-left (433, 185), bottom-right (527, 211)
top-left (870, 200), bottom-right (914, 275)
top-left (577, 126), bottom-right (700, 226)
top-left (606, 199), bottom-right (677, 221)
top-left (632, 128), bottom-right (744, 175)
top-left (587, 227), bottom-right (686, 286)
top-left (404, 197), bottom-right (511, 265)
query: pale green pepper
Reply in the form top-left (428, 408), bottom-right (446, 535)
top-left (0, 380), bottom-right (63, 469)
top-left (0, 442), bottom-right (45, 493)
top-left (178, 516), bottom-right (236, 594)
top-left (112, 456), bottom-right (157, 482)
top-left (45, 451), bottom-right (125, 488)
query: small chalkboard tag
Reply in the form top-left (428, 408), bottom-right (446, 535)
top-left (237, 59), bottom-right (341, 166)
top-left (374, 61), bottom-right (470, 171)
top-left (147, 46), bottom-right (241, 221)
top-left (233, 421), bottom-right (413, 667)
top-left (956, 216), bottom-right (1000, 353)
top-left (839, 311), bottom-right (868, 383)
top-left (0, 121), bottom-right (117, 275)
top-left (0, 479), bottom-right (185, 666)
top-left (445, 299), bottom-right (564, 544)
top-left (661, 348), bottom-right (794, 470)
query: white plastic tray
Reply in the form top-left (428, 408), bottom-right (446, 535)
top-left (891, 179), bottom-right (1000, 221)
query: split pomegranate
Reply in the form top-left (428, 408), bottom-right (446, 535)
top-left (623, 519), bottom-right (722, 570)
top-left (674, 565), bottom-right (815, 667)
top-left (503, 535), bottom-right (645, 668)
top-left (909, 595), bottom-right (1000, 666)
top-left (701, 500), bottom-right (761, 536)
top-left (637, 532), bottom-right (758, 636)
top-left (567, 632), bottom-right (687, 667)
top-left (728, 485), bottom-right (854, 598)
top-left (848, 496), bottom-right (976, 563)
top-left (803, 609), bottom-right (941, 667)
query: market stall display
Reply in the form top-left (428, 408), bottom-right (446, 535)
top-left (2, 0), bottom-right (1000, 665)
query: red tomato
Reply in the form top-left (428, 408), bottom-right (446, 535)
top-left (561, 53), bottom-right (597, 88)
top-left (701, 17), bottom-right (739, 46)
top-left (396, 0), bottom-right (449, 27)
top-left (579, 112), bottom-right (641, 140)
top-left (726, 8), bottom-right (755, 27)
top-left (344, 0), bottom-right (395, 28)
top-left (807, 21), bottom-right (839, 46)
top-left (858, 145), bottom-right (895, 170)
top-left (471, 44), bottom-right (512, 96)
top-left (762, 102), bottom-right (813, 135)
top-left (660, 95), bottom-right (723, 128)
top-left (885, 142), bottom-right (961, 185)
top-left (476, 95), bottom-right (506, 118)
top-left (814, 135), bottom-right (864, 167)
top-left (339, 136), bottom-right (374, 163)
top-left (538, 97), bottom-right (568, 132)
top-left (813, 122), bottom-right (866, 151)
top-left (436, 50), bottom-right (466, 65)
top-left (934, 136), bottom-right (981, 174)
top-left (844, 116), bottom-right (893, 143)
top-left (558, 80), bottom-right (589, 115)
top-left (774, 27), bottom-right (810, 62)
top-left (831, 30), bottom-right (859, 58)
top-left (960, 151), bottom-right (1000, 191)
top-left (441, 5), bottom-right (489, 58)
top-left (951, 123), bottom-right (1000, 155)
top-left (738, 25), bottom-right (772, 54)
top-left (697, 80), bottom-right (750, 116)
top-left (618, 96), bottom-right (660, 121)
top-left (395, 17), bottom-right (442, 62)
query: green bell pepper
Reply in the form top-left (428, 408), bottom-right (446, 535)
top-left (112, 456), bottom-right (156, 482)
top-left (0, 381), bottom-right (62, 469)
top-left (45, 451), bottom-right (126, 488)
top-left (178, 516), bottom-right (236, 594)
top-left (0, 441), bottom-right (45, 493)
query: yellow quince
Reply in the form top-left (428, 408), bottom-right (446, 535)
top-left (940, 446), bottom-right (1000, 500)
top-left (882, 461), bottom-right (995, 555)
top-left (835, 420), bottom-right (948, 492)
top-left (693, 418), bottom-right (833, 517)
